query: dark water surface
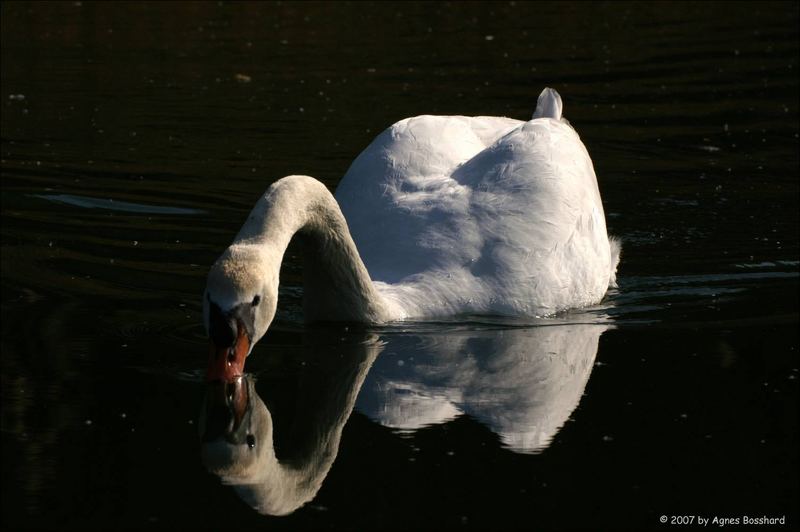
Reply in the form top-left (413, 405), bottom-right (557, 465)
top-left (2, 2), bottom-right (798, 531)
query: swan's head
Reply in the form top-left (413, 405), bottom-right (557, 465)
top-left (204, 244), bottom-right (278, 382)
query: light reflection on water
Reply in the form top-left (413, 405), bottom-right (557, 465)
top-left (357, 323), bottom-right (606, 454)
top-left (33, 193), bottom-right (206, 215)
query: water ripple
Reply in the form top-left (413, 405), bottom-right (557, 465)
top-left (33, 194), bottom-right (205, 215)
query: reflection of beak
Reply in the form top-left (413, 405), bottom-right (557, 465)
top-left (202, 376), bottom-right (251, 443)
top-left (206, 319), bottom-right (250, 383)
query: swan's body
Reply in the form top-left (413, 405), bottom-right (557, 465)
top-left (203, 88), bottom-right (619, 381)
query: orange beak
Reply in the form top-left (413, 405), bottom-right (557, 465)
top-left (206, 319), bottom-right (250, 383)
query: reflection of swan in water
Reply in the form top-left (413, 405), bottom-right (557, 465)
top-left (199, 335), bottom-right (382, 516)
top-left (356, 323), bottom-right (608, 453)
top-left (199, 323), bottom-right (606, 515)
top-left (202, 88), bottom-right (619, 382)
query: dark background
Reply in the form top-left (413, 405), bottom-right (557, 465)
top-left (2, 1), bottom-right (798, 530)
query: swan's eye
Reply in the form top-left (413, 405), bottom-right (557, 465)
top-left (252, 295), bottom-right (260, 307)
top-left (246, 434), bottom-right (256, 448)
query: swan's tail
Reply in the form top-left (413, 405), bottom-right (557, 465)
top-left (532, 87), bottom-right (563, 120)
top-left (608, 236), bottom-right (621, 288)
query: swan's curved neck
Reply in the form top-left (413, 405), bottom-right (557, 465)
top-left (237, 175), bottom-right (389, 323)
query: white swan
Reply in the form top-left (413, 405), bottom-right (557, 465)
top-left (204, 88), bottom-right (620, 381)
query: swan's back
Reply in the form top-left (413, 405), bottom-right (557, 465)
top-left (335, 89), bottom-right (618, 318)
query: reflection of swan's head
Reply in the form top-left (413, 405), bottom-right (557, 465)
top-left (203, 245), bottom-right (279, 382)
top-left (199, 376), bottom-right (274, 482)
top-left (199, 377), bottom-right (302, 516)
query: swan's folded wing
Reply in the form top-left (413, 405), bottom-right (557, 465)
top-left (454, 118), bottom-right (612, 310)
top-left (335, 115), bottom-right (520, 284)
top-left (455, 119), bottom-right (604, 252)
